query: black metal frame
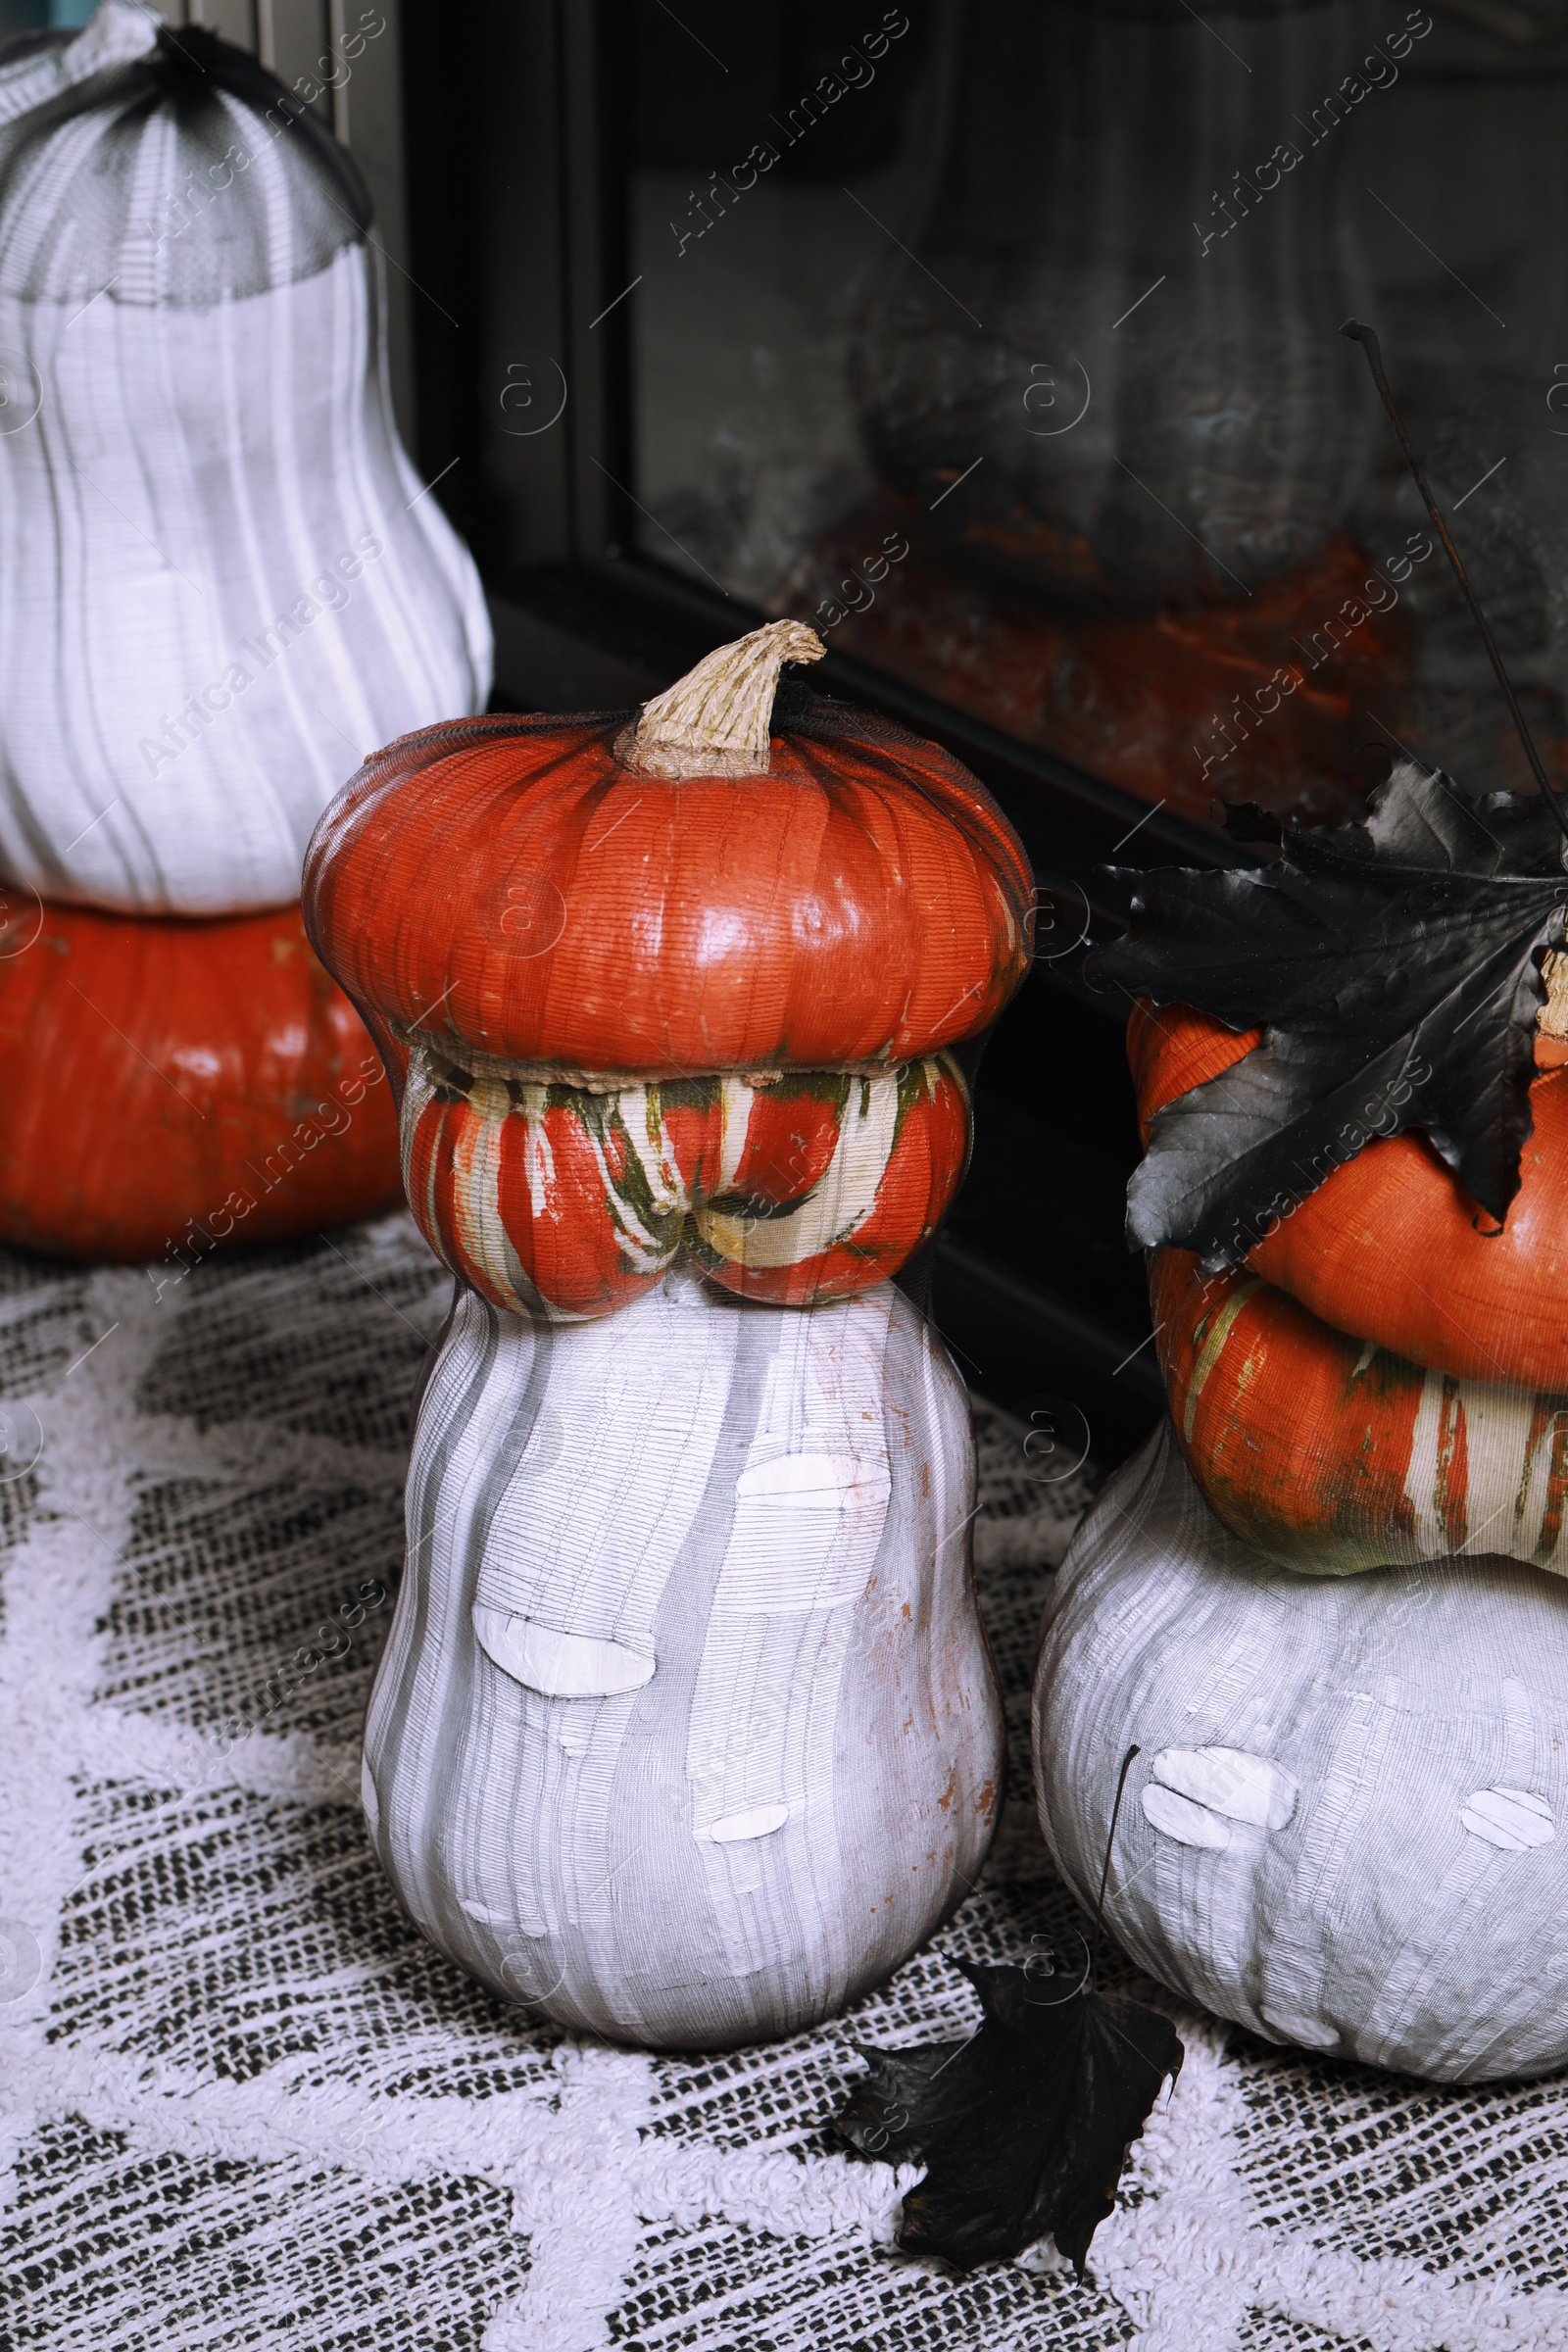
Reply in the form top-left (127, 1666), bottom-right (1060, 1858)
top-left (396, 0), bottom-right (1214, 1458)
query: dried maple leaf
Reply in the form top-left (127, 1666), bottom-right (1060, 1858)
top-left (1085, 760), bottom-right (1568, 1268)
top-left (834, 1954), bottom-right (1181, 2276)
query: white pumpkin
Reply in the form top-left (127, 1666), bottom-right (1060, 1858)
top-left (0, 0), bottom-right (490, 914)
top-left (1034, 1420), bottom-right (1568, 2083)
top-left (364, 1264), bottom-right (1003, 2048)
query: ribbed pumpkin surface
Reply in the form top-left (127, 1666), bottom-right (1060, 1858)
top-left (0, 899), bottom-right (402, 1259)
top-left (1129, 997), bottom-right (1568, 1393)
top-left (304, 706), bottom-right (1032, 1076)
top-left (1152, 1247), bottom-right (1568, 1578)
top-left (400, 1051), bottom-right (970, 1319)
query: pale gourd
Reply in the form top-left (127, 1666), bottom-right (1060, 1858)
top-left (363, 1265), bottom-right (1003, 2047)
top-left (0, 1), bottom-right (490, 914)
top-left (1033, 1422), bottom-right (1568, 2083)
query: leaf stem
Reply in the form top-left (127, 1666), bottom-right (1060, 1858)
top-left (1341, 318), bottom-right (1568, 846)
top-left (1089, 1743), bottom-right (1140, 1971)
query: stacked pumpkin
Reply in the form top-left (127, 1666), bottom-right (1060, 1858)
top-left (1131, 989), bottom-right (1568, 1574)
top-left (304, 619), bottom-right (1034, 2046)
top-left (0, 2), bottom-right (490, 1259)
top-left (1032, 760), bottom-right (1568, 2082)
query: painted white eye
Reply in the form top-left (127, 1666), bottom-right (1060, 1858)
top-left (1460, 1788), bottom-right (1554, 1850)
top-left (1142, 1747), bottom-right (1299, 1848)
top-left (713, 1449), bottom-right (894, 1615)
top-left (1151, 1746), bottom-right (1298, 1831)
top-left (471, 1605), bottom-right (654, 1697)
top-left (1142, 1785), bottom-right (1234, 1849)
top-left (733, 1451), bottom-right (890, 1506)
top-left (709, 1804), bottom-right (790, 1843)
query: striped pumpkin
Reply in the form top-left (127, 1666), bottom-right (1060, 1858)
top-left (1130, 997), bottom-right (1568, 1573)
top-left (0, 4), bottom-right (489, 914)
top-left (363, 1264), bottom-right (1001, 2047)
top-left (1152, 1246), bottom-right (1568, 1578)
top-left (398, 1043), bottom-right (970, 1318)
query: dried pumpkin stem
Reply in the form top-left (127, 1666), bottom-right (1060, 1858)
top-left (617, 619), bottom-right (825, 778)
top-left (1540, 949), bottom-right (1568, 1041)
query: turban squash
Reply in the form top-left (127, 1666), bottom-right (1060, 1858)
top-left (399, 1051), bottom-right (971, 1317)
top-left (1130, 995), bottom-right (1568, 1573)
top-left (305, 620), bottom-right (1032, 1313)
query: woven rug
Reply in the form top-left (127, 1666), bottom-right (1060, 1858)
top-left (5, 1218), bottom-right (1568, 2351)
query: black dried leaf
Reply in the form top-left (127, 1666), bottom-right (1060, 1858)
top-left (1085, 759), bottom-right (1568, 1268)
top-left (834, 1956), bottom-right (1181, 2276)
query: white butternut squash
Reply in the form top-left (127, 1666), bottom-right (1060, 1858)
top-left (0, 2), bottom-right (490, 913)
top-left (364, 1265), bottom-right (1003, 2047)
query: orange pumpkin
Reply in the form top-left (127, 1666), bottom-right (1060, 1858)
top-left (306, 621), bottom-right (1031, 1315)
top-left (1151, 1245), bottom-right (1568, 1577)
top-left (1129, 997), bottom-right (1568, 1391)
top-left (304, 623), bottom-right (1031, 1079)
top-left (0, 897), bottom-right (402, 1261)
